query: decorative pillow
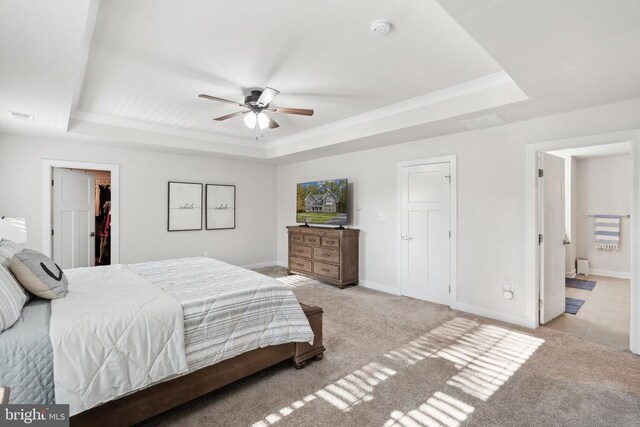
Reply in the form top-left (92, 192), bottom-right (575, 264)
top-left (10, 250), bottom-right (68, 300)
top-left (0, 264), bottom-right (27, 332)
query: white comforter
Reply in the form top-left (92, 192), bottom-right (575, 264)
top-left (50, 265), bottom-right (188, 416)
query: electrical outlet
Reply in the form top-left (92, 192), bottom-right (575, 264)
top-left (377, 213), bottom-right (387, 221)
top-left (503, 281), bottom-right (514, 300)
top-left (204, 251), bottom-right (209, 258)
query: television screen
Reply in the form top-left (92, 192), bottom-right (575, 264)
top-left (296, 179), bottom-right (348, 225)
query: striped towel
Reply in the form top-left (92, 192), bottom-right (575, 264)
top-left (594, 215), bottom-right (620, 251)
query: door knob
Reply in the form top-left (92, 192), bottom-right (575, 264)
top-left (90, 232), bottom-right (96, 237)
top-left (401, 235), bottom-right (413, 240)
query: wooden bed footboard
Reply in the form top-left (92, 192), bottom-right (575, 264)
top-left (71, 303), bottom-right (325, 427)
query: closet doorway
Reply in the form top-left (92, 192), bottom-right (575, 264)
top-left (42, 160), bottom-right (120, 267)
top-left (52, 168), bottom-right (112, 268)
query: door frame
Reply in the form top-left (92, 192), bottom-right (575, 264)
top-left (42, 159), bottom-right (120, 264)
top-left (525, 130), bottom-right (639, 354)
top-left (396, 155), bottom-right (458, 308)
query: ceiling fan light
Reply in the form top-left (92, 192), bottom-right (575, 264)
top-left (243, 112), bottom-right (257, 128)
top-left (257, 112), bottom-right (270, 129)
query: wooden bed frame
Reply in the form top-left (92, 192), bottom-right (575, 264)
top-left (70, 303), bottom-right (325, 427)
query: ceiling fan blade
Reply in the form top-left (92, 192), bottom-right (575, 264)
top-left (213, 110), bottom-right (249, 121)
top-left (268, 117), bottom-right (280, 129)
top-left (257, 87), bottom-right (280, 107)
top-left (198, 94), bottom-right (245, 107)
top-left (267, 107), bottom-right (314, 116)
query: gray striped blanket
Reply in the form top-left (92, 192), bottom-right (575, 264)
top-left (130, 257), bottom-right (314, 371)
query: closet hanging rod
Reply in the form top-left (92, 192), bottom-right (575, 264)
top-left (583, 214), bottom-right (630, 218)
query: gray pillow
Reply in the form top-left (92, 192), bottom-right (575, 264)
top-left (10, 250), bottom-right (68, 300)
top-left (0, 264), bottom-right (28, 332)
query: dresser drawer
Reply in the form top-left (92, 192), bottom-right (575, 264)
top-left (289, 233), bottom-right (304, 244)
top-left (305, 235), bottom-right (321, 246)
top-left (313, 247), bottom-right (339, 264)
top-left (291, 244), bottom-right (312, 258)
top-left (313, 262), bottom-right (340, 279)
top-left (290, 257), bottom-right (312, 273)
top-left (321, 237), bottom-right (340, 249)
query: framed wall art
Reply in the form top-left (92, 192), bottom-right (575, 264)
top-left (206, 184), bottom-right (236, 230)
top-left (168, 181), bottom-right (203, 231)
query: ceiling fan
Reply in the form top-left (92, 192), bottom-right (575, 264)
top-left (198, 88), bottom-right (314, 131)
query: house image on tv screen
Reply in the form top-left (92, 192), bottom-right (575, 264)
top-left (304, 190), bottom-right (337, 213)
top-left (296, 179), bottom-right (347, 225)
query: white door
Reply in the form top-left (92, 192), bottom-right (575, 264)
top-left (52, 168), bottom-right (96, 269)
top-left (400, 162), bottom-right (451, 305)
top-left (540, 153), bottom-right (566, 323)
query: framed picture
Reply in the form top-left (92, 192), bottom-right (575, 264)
top-left (168, 182), bottom-right (203, 231)
top-left (206, 184), bottom-right (236, 230)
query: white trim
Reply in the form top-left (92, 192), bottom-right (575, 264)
top-left (359, 279), bottom-right (401, 296)
top-left (42, 159), bottom-right (120, 264)
top-left (268, 73), bottom-right (527, 159)
top-left (272, 73), bottom-right (515, 148)
top-left (525, 129), bottom-right (640, 353)
top-left (242, 261), bottom-right (279, 270)
top-left (588, 269), bottom-right (631, 279)
top-left (396, 154), bottom-right (458, 309)
top-left (276, 260), bottom-right (288, 268)
top-left (455, 303), bottom-right (531, 328)
top-left (73, 110), bottom-right (257, 148)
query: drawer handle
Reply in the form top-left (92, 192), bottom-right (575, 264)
top-left (296, 263), bottom-right (304, 267)
top-left (321, 268), bottom-right (330, 272)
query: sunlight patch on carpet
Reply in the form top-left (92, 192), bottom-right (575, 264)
top-left (252, 318), bottom-right (545, 427)
top-left (384, 322), bottom-right (545, 426)
top-left (275, 274), bottom-right (311, 288)
top-left (251, 363), bottom-right (396, 427)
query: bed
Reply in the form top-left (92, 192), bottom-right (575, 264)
top-left (0, 257), bottom-right (325, 426)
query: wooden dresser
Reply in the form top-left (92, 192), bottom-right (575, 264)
top-left (287, 226), bottom-right (359, 288)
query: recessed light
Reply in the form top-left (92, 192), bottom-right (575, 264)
top-left (459, 114), bottom-right (506, 130)
top-left (8, 111), bottom-right (35, 122)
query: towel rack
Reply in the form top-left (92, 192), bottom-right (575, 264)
top-left (583, 214), bottom-right (630, 218)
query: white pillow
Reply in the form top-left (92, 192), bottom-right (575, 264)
top-left (0, 239), bottom-right (22, 268)
top-left (0, 264), bottom-right (27, 332)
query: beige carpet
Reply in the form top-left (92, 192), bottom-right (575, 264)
top-left (144, 268), bottom-right (640, 427)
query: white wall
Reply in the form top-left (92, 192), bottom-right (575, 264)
top-left (277, 99), bottom-right (640, 328)
top-left (575, 155), bottom-right (631, 277)
top-left (0, 134), bottom-right (277, 266)
top-left (277, 131), bottom-right (528, 324)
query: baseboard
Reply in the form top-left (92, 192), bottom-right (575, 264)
top-left (565, 269), bottom-right (576, 278)
top-left (455, 302), bottom-right (533, 328)
top-left (588, 268), bottom-right (630, 279)
top-left (276, 260), bottom-right (288, 268)
top-left (359, 279), bottom-right (401, 296)
top-left (242, 261), bottom-right (279, 269)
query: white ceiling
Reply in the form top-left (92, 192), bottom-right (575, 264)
top-left (1, 0), bottom-right (639, 161)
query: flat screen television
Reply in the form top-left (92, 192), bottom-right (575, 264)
top-left (296, 179), bottom-right (348, 226)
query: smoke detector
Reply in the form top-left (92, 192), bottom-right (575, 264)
top-left (371, 19), bottom-right (392, 35)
